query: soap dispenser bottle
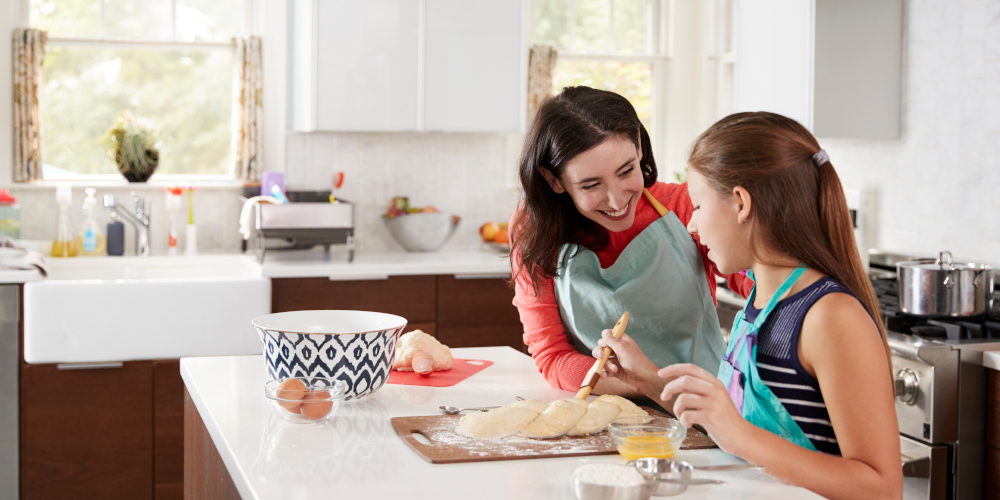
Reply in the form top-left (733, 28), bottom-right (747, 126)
top-left (78, 188), bottom-right (106, 256)
top-left (51, 185), bottom-right (78, 257)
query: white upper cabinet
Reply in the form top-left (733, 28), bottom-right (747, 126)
top-left (291, 0), bottom-right (420, 132)
top-left (423, 0), bottom-right (524, 133)
top-left (290, 0), bottom-right (525, 133)
top-left (733, 0), bottom-right (903, 139)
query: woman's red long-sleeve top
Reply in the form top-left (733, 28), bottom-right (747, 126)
top-left (510, 181), bottom-right (755, 391)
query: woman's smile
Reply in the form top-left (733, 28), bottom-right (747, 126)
top-left (597, 195), bottom-right (634, 221)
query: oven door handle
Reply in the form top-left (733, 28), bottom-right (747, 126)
top-left (901, 454), bottom-right (930, 478)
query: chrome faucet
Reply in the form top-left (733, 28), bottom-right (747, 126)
top-left (104, 192), bottom-right (151, 256)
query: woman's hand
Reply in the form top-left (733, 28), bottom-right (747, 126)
top-left (659, 363), bottom-right (750, 455)
top-left (592, 329), bottom-right (663, 398)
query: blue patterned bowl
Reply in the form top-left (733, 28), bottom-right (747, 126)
top-left (252, 310), bottom-right (407, 401)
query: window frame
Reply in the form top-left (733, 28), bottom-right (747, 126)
top-left (27, 0), bottom-right (252, 182)
top-left (527, 0), bottom-right (673, 164)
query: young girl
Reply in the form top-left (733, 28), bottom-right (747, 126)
top-left (596, 112), bottom-right (902, 498)
top-left (510, 86), bottom-right (753, 396)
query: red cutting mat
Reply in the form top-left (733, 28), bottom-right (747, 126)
top-left (387, 359), bottom-right (494, 387)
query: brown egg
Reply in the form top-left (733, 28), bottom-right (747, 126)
top-left (300, 390), bottom-right (334, 420)
top-left (275, 378), bottom-right (307, 413)
top-left (412, 351), bottom-right (435, 377)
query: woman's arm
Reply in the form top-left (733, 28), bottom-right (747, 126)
top-left (659, 293), bottom-right (902, 500)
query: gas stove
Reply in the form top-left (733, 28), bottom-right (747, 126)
top-left (869, 254), bottom-right (1000, 500)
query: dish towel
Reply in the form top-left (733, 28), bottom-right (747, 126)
top-left (0, 237), bottom-right (48, 277)
top-left (238, 196), bottom-right (282, 241)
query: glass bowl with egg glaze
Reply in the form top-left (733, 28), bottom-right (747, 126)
top-left (607, 416), bottom-right (687, 461)
top-left (264, 377), bottom-right (349, 424)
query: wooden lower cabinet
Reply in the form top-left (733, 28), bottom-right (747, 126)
top-left (437, 275), bottom-right (526, 352)
top-left (20, 360), bottom-right (185, 500)
top-left (20, 361), bottom-right (154, 500)
top-left (154, 361), bottom-right (185, 500)
top-left (271, 275), bottom-right (527, 352)
top-left (987, 371), bottom-right (1000, 499)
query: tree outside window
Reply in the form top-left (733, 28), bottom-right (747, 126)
top-left (30, 0), bottom-right (244, 177)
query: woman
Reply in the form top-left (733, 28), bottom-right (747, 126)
top-left (510, 86), bottom-right (753, 396)
top-left (595, 112), bottom-right (902, 498)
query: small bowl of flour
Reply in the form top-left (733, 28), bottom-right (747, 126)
top-left (569, 464), bottom-right (650, 500)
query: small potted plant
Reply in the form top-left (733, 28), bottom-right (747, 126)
top-left (100, 110), bottom-right (161, 182)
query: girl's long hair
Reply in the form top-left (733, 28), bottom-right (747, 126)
top-left (688, 112), bottom-right (892, 377)
top-left (511, 86), bottom-right (657, 293)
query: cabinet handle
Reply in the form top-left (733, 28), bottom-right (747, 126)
top-left (454, 273), bottom-right (511, 280)
top-left (328, 274), bottom-right (389, 281)
top-left (56, 362), bottom-right (124, 370)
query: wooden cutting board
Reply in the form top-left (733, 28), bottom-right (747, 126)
top-left (391, 407), bottom-right (716, 464)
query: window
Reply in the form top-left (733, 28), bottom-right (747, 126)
top-left (709, 0), bottom-right (735, 120)
top-left (533, 0), bottom-right (668, 136)
top-left (29, 0), bottom-right (245, 178)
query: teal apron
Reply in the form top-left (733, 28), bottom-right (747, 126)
top-left (717, 266), bottom-right (817, 451)
top-left (554, 189), bottom-right (725, 373)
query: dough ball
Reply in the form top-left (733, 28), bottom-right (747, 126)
top-left (456, 400), bottom-right (547, 439)
top-left (567, 400), bottom-right (621, 436)
top-left (392, 330), bottom-right (453, 371)
top-left (520, 399), bottom-right (589, 439)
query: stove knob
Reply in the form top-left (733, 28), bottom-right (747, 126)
top-left (894, 369), bottom-right (919, 405)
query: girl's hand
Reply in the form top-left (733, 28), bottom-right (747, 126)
top-left (659, 363), bottom-right (750, 455)
top-left (591, 329), bottom-right (663, 397)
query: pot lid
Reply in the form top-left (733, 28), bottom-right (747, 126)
top-left (896, 250), bottom-right (992, 271)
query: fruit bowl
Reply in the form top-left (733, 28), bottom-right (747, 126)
top-left (383, 212), bottom-right (460, 252)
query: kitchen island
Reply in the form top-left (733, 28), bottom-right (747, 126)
top-left (181, 347), bottom-right (822, 499)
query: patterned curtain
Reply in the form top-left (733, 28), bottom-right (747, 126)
top-left (232, 36), bottom-right (263, 182)
top-left (12, 29), bottom-right (47, 182)
top-left (527, 45), bottom-right (558, 126)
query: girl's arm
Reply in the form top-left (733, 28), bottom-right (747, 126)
top-left (660, 293), bottom-right (902, 500)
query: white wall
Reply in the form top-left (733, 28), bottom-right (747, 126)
top-left (0, 0), bottom-right (28, 187)
top-left (820, 0), bottom-right (1000, 263)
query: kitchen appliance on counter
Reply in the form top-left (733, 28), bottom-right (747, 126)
top-left (249, 193), bottom-right (355, 264)
top-left (870, 250), bottom-right (1000, 500)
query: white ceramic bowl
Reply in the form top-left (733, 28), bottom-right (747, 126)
top-left (252, 310), bottom-right (408, 401)
top-left (383, 212), bottom-right (460, 252)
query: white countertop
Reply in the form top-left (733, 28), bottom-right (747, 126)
top-left (0, 269), bottom-right (42, 284)
top-left (983, 351), bottom-right (1000, 371)
top-left (181, 347), bottom-right (821, 500)
top-left (260, 247), bottom-right (511, 279)
top-left (9, 248), bottom-right (510, 284)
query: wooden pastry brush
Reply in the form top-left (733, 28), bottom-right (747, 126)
top-left (575, 312), bottom-right (629, 400)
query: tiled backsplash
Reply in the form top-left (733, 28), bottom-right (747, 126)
top-left (284, 132), bottom-right (520, 253)
top-left (821, 0), bottom-right (1000, 264)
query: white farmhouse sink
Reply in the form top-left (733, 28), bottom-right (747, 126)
top-left (24, 255), bottom-right (271, 364)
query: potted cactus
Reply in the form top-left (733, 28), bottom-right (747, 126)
top-left (100, 110), bottom-right (161, 182)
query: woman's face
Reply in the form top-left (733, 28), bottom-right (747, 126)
top-left (686, 168), bottom-right (752, 274)
top-left (542, 136), bottom-right (645, 233)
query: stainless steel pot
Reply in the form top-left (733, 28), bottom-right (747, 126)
top-left (896, 251), bottom-right (994, 317)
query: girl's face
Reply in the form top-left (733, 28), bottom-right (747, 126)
top-left (541, 136), bottom-right (645, 233)
top-left (686, 169), bottom-right (752, 274)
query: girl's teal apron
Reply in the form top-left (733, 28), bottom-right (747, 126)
top-left (717, 266), bottom-right (817, 451)
top-left (553, 189), bottom-right (725, 374)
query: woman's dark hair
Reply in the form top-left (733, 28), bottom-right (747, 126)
top-left (511, 86), bottom-right (656, 293)
top-left (688, 111), bottom-right (891, 377)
